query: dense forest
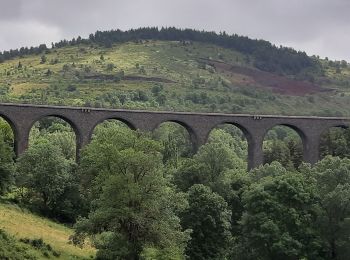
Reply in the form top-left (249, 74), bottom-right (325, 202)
top-left (1, 115), bottom-right (350, 259)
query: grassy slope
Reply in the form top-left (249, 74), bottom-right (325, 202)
top-left (0, 40), bottom-right (350, 116)
top-left (0, 202), bottom-right (95, 259)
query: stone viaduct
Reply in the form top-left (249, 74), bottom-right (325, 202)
top-left (0, 103), bottom-right (349, 170)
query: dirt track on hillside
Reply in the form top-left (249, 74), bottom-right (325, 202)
top-left (84, 74), bottom-right (176, 83)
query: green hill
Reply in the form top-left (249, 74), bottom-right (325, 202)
top-left (0, 202), bottom-right (95, 259)
top-left (0, 28), bottom-right (349, 116)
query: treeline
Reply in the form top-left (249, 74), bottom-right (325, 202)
top-left (0, 27), bottom-right (320, 75)
top-left (0, 44), bottom-right (48, 63)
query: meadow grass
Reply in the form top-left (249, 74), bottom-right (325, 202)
top-left (0, 202), bottom-right (96, 259)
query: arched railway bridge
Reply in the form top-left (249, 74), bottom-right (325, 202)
top-left (1, 103), bottom-right (349, 170)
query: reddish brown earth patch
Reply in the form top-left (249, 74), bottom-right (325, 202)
top-left (202, 58), bottom-right (331, 96)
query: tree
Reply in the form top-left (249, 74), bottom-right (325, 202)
top-left (40, 55), bottom-right (47, 64)
top-left (0, 135), bottom-right (14, 195)
top-left (16, 140), bottom-right (80, 222)
top-left (181, 184), bottom-right (232, 259)
top-left (236, 162), bottom-right (324, 260)
top-left (287, 139), bottom-right (303, 168)
top-left (320, 128), bottom-right (350, 159)
top-left (62, 64), bottom-right (70, 72)
top-left (0, 119), bottom-right (14, 195)
top-left (152, 123), bottom-right (192, 168)
top-left (29, 121), bottom-right (76, 160)
top-left (74, 125), bottom-right (189, 259)
top-left (223, 169), bottom-right (251, 235)
top-left (264, 140), bottom-right (294, 169)
top-left (302, 156), bottom-right (350, 259)
top-left (106, 63), bottom-right (115, 71)
top-left (173, 129), bottom-right (245, 193)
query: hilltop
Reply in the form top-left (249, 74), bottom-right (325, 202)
top-left (0, 28), bottom-right (349, 116)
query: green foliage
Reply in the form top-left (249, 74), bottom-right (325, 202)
top-left (19, 237), bottom-right (61, 257)
top-left (264, 126), bottom-right (303, 169)
top-left (16, 140), bottom-right (80, 222)
top-left (140, 246), bottom-right (185, 260)
top-left (152, 122), bottom-right (192, 168)
top-left (74, 125), bottom-right (189, 259)
top-left (305, 157), bottom-right (350, 259)
top-left (210, 127), bottom-right (248, 160)
top-left (0, 229), bottom-right (37, 260)
top-left (181, 184), bottom-right (232, 259)
top-left (173, 130), bottom-right (245, 192)
top-left (264, 140), bottom-right (294, 169)
top-left (320, 128), bottom-right (350, 158)
top-left (0, 119), bottom-right (14, 195)
top-left (0, 228), bottom-right (74, 259)
top-left (40, 55), bottom-right (47, 64)
top-left (106, 63), bottom-right (115, 71)
top-left (237, 163), bottom-right (324, 260)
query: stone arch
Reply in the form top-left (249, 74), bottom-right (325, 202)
top-left (207, 122), bottom-right (250, 166)
top-left (88, 116), bottom-right (137, 140)
top-left (28, 114), bottom-right (79, 159)
top-left (153, 120), bottom-right (198, 153)
top-left (208, 121), bottom-right (253, 144)
top-left (263, 124), bottom-right (307, 144)
top-left (0, 113), bottom-right (17, 153)
top-left (262, 124), bottom-right (305, 168)
top-left (208, 121), bottom-right (255, 170)
top-left (0, 113), bottom-right (17, 135)
top-left (29, 114), bottom-right (80, 139)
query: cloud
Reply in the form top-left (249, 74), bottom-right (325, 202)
top-left (0, 0), bottom-right (349, 60)
top-left (0, 0), bottom-right (21, 20)
top-left (0, 20), bottom-right (62, 50)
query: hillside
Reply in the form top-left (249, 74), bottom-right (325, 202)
top-left (0, 202), bottom-right (95, 259)
top-left (0, 28), bottom-right (350, 116)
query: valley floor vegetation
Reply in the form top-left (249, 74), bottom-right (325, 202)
top-left (1, 116), bottom-right (350, 260)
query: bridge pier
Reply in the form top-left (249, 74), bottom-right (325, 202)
top-left (191, 126), bottom-right (212, 154)
top-left (75, 123), bottom-right (97, 160)
top-left (303, 135), bottom-right (321, 165)
top-left (247, 134), bottom-right (264, 170)
top-left (13, 120), bottom-right (32, 157)
top-left (15, 133), bottom-right (29, 156)
top-left (76, 133), bottom-right (92, 160)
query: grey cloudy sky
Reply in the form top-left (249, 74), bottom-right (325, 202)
top-left (0, 0), bottom-right (349, 61)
